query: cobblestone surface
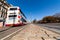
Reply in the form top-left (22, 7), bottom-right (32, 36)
top-left (10, 24), bottom-right (60, 40)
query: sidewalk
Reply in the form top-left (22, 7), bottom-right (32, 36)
top-left (0, 26), bottom-right (11, 32)
top-left (10, 24), bottom-right (60, 40)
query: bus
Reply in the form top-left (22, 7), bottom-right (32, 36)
top-left (5, 6), bottom-right (26, 26)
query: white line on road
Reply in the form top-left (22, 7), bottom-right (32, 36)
top-left (0, 27), bottom-right (24, 40)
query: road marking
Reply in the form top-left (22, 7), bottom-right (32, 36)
top-left (0, 27), bottom-right (24, 40)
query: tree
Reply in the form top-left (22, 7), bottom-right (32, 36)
top-left (32, 19), bottom-right (37, 23)
top-left (42, 16), bottom-right (60, 23)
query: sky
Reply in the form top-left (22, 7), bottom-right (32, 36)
top-left (7, 0), bottom-right (60, 21)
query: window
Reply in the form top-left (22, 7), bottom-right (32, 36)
top-left (10, 13), bottom-right (16, 14)
top-left (9, 15), bottom-right (17, 17)
top-left (0, 20), bottom-right (3, 22)
top-left (9, 15), bottom-right (17, 20)
top-left (10, 8), bottom-right (17, 10)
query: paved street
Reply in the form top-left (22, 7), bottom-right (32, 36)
top-left (0, 25), bottom-right (28, 40)
top-left (37, 23), bottom-right (60, 34)
top-left (9, 24), bottom-right (60, 40)
top-left (0, 27), bottom-right (11, 32)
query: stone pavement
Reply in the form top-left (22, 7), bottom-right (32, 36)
top-left (10, 24), bottom-right (60, 40)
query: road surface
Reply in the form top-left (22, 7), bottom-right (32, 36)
top-left (0, 24), bottom-right (60, 40)
top-left (10, 24), bottom-right (60, 40)
top-left (37, 23), bottom-right (60, 34)
top-left (0, 25), bottom-right (28, 40)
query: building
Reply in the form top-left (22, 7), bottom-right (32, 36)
top-left (0, 0), bottom-right (11, 26)
top-left (20, 9), bottom-right (27, 22)
top-left (0, 0), bottom-right (11, 19)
